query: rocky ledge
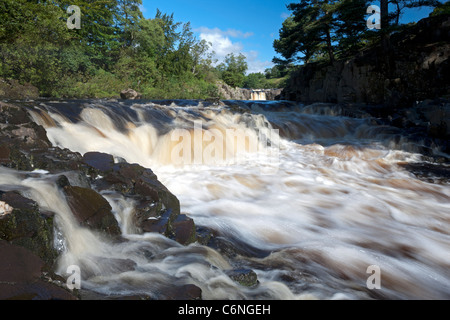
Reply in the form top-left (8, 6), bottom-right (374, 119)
top-left (0, 101), bottom-right (199, 299)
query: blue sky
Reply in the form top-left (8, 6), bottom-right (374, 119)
top-left (140, 0), bottom-right (440, 74)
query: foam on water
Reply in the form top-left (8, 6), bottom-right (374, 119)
top-left (15, 100), bottom-right (450, 299)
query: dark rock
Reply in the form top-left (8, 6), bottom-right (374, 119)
top-left (207, 236), bottom-right (271, 259)
top-left (0, 191), bottom-right (57, 268)
top-left (84, 159), bottom-right (185, 242)
top-left (82, 152), bottom-right (115, 172)
top-left (160, 284), bottom-right (202, 300)
top-left (0, 240), bottom-right (76, 300)
top-left (195, 226), bottom-right (215, 246)
top-left (0, 102), bottom-right (35, 125)
top-left (141, 208), bottom-right (174, 236)
top-left (172, 214), bottom-right (197, 245)
top-left (0, 144), bottom-right (11, 164)
top-left (61, 184), bottom-right (121, 237)
top-left (400, 162), bottom-right (450, 184)
top-left (281, 14), bottom-right (450, 107)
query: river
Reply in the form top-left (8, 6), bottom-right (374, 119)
top-left (3, 99), bottom-right (449, 300)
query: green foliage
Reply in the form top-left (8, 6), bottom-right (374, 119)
top-left (430, 1), bottom-right (450, 16)
top-left (274, 0), bottom-right (441, 66)
top-left (0, 0), bottom-right (221, 99)
top-left (219, 53), bottom-right (248, 88)
top-left (243, 73), bottom-right (269, 89)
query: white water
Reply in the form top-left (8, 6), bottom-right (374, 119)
top-left (12, 100), bottom-right (450, 299)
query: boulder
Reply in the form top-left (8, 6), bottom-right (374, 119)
top-left (60, 181), bottom-right (121, 237)
top-left (0, 240), bottom-right (76, 300)
top-left (120, 89), bottom-right (142, 100)
top-left (81, 156), bottom-right (192, 243)
top-left (0, 191), bottom-right (57, 268)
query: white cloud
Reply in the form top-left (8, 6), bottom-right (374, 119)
top-left (244, 51), bottom-right (274, 74)
top-left (139, 4), bottom-right (147, 13)
top-left (199, 32), bottom-right (244, 62)
top-left (195, 27), bottom-right (254, 39)
top-left (281, 12), bottom-right (290, 19)
top-left (197, 27), bottom-right (272, 74)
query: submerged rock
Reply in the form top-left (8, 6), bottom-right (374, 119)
top-left (226, 269), bottom-right (259, 287)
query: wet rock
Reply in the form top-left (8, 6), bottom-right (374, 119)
top-left (83, 157), bottom-right (185, 243)
top-left (82, 152), bottom-right (115, 172)
top-left (226, 269), bottom-right (259, 287)
top-left (0, 191), bottom-right (57, 268)
top-left (61, 183), bottom-right (121, 237)
top-left (0, 144), bottom-right (11, 164)
top-left (400, 162), bottom-right (450, 184)
top-left (160, 284), bottom-right (202, 300)
top-left (172, 214), bottom-right (197, 245)
top-left (195, 226), bottom-right (215, 246)
top-left (140, 208), bottom-right (175, 236)
top-left (207, 236), bottom-right (271, 259)
top-left (0, 240), bottom-right (76, 300)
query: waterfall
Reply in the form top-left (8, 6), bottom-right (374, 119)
top-left (5, 99), bottom-right (449, 300)
top-left (251, 90), bottom-right (267, 101)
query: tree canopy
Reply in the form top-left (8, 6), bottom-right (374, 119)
top-left (273, 0), bottom-right (444, 65)
top-left (0, 0), bottom-right (221, 98)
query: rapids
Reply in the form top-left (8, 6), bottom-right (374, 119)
top-left (3, 99), bottom-right (449, 299)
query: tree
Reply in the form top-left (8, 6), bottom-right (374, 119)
top-left (274, 0), bottom-right (341, 64)
top-left (430, 1), bottom-right (450, 16)
top-left (334, 0), bottom-right (370, 56)
top-left (0, 1), bottom-right (222, 99)
top-left (244, 73), bottom-right (268, 89)
top-left (220, 53), bottom-right (248, 88)
top-left (116, 0), bottom-right (144, 47)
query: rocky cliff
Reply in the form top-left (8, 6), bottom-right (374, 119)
top-left (281, 14), bottom-right (450, 107)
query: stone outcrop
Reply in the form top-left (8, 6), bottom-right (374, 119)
top-left (0, 241), bottom-right (76, 300)
top-left (0, 79), bottom-right (39, 100)
top-left (281, 14), bottom-right (450, 107)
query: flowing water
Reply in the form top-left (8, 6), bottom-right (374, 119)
top-left (2, 99), bottom-right (450, 300)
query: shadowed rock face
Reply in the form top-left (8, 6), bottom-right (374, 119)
top-left (0, 241), bottom-right (77, 300)
top-left (0, 191), bottom-right (57, 268)
top-left (281, 14), bottom-right (450, 107)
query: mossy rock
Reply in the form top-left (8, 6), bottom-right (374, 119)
top-left (62, 182), bottom-right (121, 237)
top-left (0, 191), bottom-right (57, 269)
